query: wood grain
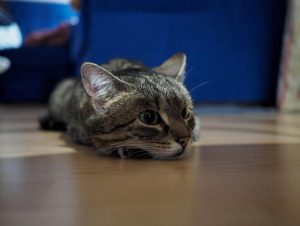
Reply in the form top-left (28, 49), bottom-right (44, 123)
top-left (1, 105), bottom-right (300, 226)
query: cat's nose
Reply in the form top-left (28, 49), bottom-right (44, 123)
top-left (175, 137), bottom-right (190, 150)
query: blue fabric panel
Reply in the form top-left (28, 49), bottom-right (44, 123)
top-left (75, 0), bottom-right (285, 103)
top-left (90, 0), bottom-right (216, 12)
top-left (69, 2), bottom-right (89, 64)
top-left (0, 46), bottom-right (72, 102)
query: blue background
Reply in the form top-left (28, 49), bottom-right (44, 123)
top-left (0, 0), bottom-right (287, 104)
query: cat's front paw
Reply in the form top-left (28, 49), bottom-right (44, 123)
top-left (39, 113), bottom-right (66, 131)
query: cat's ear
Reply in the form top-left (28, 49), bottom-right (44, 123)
top-left (153, 53), bottom-right (186, 82)
top-left (81, 62), bottom-right (130, 100)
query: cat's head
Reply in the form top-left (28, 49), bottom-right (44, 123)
top-left (81, 53), bottom-right (195, 159)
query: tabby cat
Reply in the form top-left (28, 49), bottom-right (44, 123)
top-left (40, 53), bottom-right (199, 159)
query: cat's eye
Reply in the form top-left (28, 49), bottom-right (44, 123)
top-left (139, 110), bottom-right (159, 125)
top-left (181, 107), bottom-right (190, 119)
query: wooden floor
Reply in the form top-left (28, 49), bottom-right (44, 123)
top-left (1, 106), bottom-right (300, 226)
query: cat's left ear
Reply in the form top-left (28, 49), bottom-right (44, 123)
top-left (153, 53), bottom-right (186, 82)
top-left (81, 62), bottom-right (130, 101)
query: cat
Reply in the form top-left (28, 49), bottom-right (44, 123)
top-left (40, 53), bottom-right (199, 159)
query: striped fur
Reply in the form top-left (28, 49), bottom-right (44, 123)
top-left (40, 53), bottom-right (198, 159)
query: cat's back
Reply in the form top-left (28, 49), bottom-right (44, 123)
top-left (48, 78), bottom-right (80, 121)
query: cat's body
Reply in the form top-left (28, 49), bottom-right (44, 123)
top-left (40, 53), bottom-right (199, 159)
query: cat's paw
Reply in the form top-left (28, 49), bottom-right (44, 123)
top-left (39, 113), bottom-right (66, 131)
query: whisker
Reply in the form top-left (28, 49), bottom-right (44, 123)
top-left (74, 136), bottom-right (176, 159)
top-left (190, 80), bottom-right (213, 93)
top-left (184, 64), bottom-right (202, 80)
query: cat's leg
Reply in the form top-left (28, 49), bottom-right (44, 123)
top-left (67, 124), bottom-right (92, 146)
top-left (39, 112), bottom-right (66, 131)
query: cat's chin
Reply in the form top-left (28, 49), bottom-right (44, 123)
top-left (151, 149), bottom-right (187, 160)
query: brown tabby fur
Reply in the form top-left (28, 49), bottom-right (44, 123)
top-left (40, 53), bottom-right (199, 159)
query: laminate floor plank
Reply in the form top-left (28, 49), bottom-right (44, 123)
top-left (0, 106), bottom-right (300, 226)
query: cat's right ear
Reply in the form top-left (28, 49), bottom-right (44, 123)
top-left (153, 53), bottom-right (187, 82)
top-left (81, 62), bottom-right (130, 100)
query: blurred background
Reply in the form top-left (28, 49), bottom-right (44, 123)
top-left (1, 0), bottom-right (298, 112)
